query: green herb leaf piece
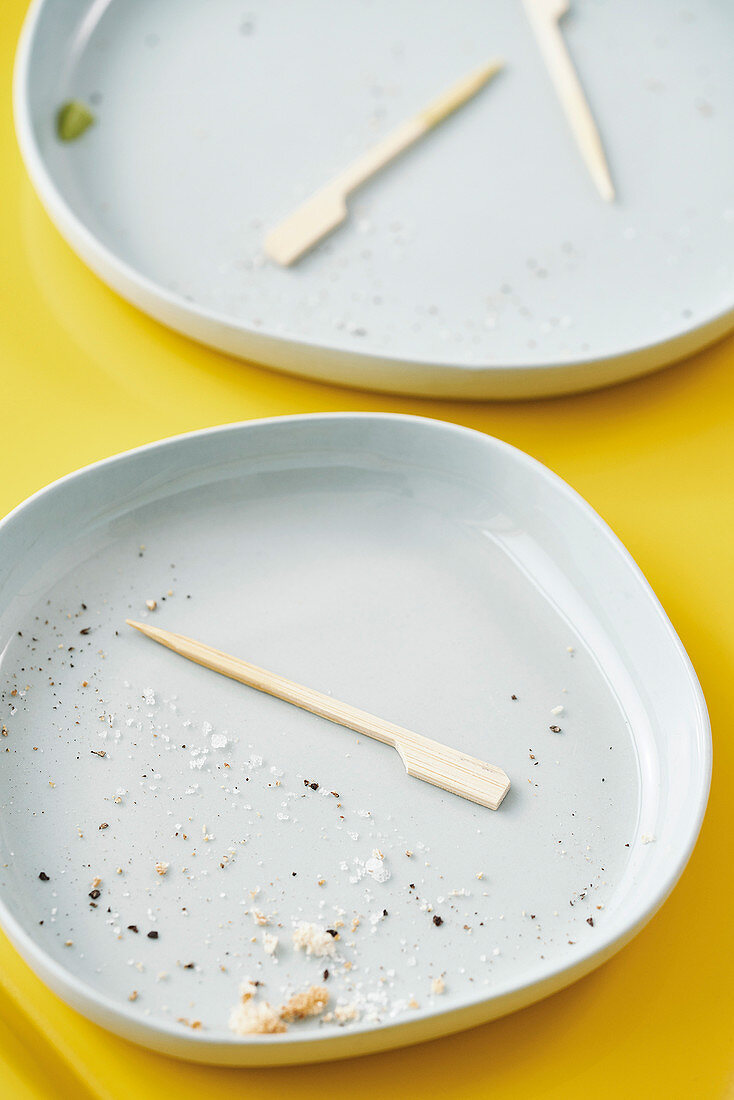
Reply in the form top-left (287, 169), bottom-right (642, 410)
top-left (56, 100), bottom-right (95, 142)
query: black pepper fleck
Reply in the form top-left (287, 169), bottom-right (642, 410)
top-left (147, 930), bottom-right (159, 939)
top-left (432, 915), bottom-right (443, 927)
top-left (38, 871), bottom-right (50, 882)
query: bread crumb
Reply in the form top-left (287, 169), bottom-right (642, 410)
top-left (91, 876), bottom-right (102, 889)
top-left (641, 833), bottom-right (656, 844)
top-left (551, 705), bottom-right (564, 716)
top-left (262, 932), bottom-right (278, 956)
top-left (155, 861), bottom-right (169, 876)
top-left (334, 1002), bottom-right (360, 1024)
top-left (252, 909), bottom-right (270, 926)
top-left (280, 985), bottom-right (329, 1022)
top-left (145, 599), bottom-right (157, 611)
top-left (128, 990), bottom-right (138, 1002)
top-left (229, 984), bottom-right (286, 1036)
top-left (292, 922), bottom-right (337, 957)
top-left (431, 976), bottom-right (445, 994)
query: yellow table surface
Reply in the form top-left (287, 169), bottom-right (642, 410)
top-left (2, 4), bottom-right (733, 1097)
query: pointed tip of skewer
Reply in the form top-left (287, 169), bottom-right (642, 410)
top-left (597, 173), bottom-right (615, 202)
top-left (126, 618), bottom-right (157, 638)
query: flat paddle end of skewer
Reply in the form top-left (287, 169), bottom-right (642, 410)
top-left (396, 741), bottom-right (510, 810)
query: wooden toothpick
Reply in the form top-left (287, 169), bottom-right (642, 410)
top-left (127, 620), bottom-right (510, 810)
top-left (264, 59), bottom-right (504, 266)
top-left (523, 0), bottom-right (614, 201)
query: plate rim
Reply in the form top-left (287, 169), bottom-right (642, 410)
top-left (0, 412), bottom-right (712, 1061)
top-left (12, 0), bottom-right (734, 399)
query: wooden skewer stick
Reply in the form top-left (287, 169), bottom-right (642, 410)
top-left (264, 59), bottom-right (504, 266)
top-left (127, 620), bottom-right (510, 810)
top-left (523, 0), bottom-right (614, 201)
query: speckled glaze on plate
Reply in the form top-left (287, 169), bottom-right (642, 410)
top-left (0, 415), bottom-right (710, 1064)
top-left (13, 0), bottom-right (734, 397)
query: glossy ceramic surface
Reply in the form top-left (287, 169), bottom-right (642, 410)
top-left (0, 414), bottom-right (710, 1063)
top-left (13, 0), bottom-right (734, 396)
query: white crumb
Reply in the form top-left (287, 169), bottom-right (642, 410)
top-left (292, 922), bottom-right (337, 957)
top-left (262, 932), bottom-right (279, 956)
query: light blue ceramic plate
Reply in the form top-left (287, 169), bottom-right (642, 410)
top-left (13, 0), bottom-right (734, 396)
top-left (0, 415), bottom-right (710, 1063)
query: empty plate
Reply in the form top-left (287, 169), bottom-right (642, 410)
top-left (0, 414), bottom-right (710, 1064)
top-left (13, 0), bottom-right (734, 397)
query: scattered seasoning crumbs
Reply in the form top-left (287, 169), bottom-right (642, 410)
top-left (154, 861), bottom-right (169, 876)
top-left (56, 100), bottom-right (95, 141)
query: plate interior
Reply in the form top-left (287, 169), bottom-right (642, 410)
top-left (0, 417), bottom-right (707, 1054)
top-left (20, 0), bottom-right (734, 370)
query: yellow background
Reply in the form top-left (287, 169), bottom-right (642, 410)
top-left (2, 3), bottom-right (733, 1096)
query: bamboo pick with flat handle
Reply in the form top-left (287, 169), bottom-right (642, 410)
top-left (264, 59), bottom-right (504, 266)
top-left (523, 0), bottom-right (614, 202)
top-left (127, 620), bottom-right (510, 810)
